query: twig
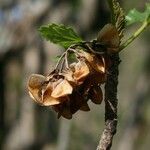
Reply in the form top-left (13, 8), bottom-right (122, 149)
top-left (96, 0), bottom-right (121, 149)
top-left (96, 54), bottom-right (120, 150)
top-left (120, 21), bottom-right (149, 51)
top-left (65, 52), bottom-right (69, 69)
top-left (54, 52), bottom-right (66, 70)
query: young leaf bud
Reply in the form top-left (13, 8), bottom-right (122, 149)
top-left (97, 24), bottom-right (120, 53)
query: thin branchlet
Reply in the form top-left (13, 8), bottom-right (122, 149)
top-left (96, 0), bottom-right (124, 149)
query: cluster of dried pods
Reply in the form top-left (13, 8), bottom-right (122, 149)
top-left (27, 24), bottom-right (119, 119)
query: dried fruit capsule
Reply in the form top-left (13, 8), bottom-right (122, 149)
top-left (78, 50), bottom-right (105, 73)
top-left (73, 60), bottom-right (90, 84)
top-left (28, 74), bottom-right (46, 105)
top-left (80, 102), bottom-right (90, 111)
top-left (89, 86), bottom-right (103, 104)
top-left (51, 79), bottom-right (73, 98)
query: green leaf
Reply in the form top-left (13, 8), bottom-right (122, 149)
top-left (39, 23), bottom-right (83, 48)
top-left (126, 3), bottom-right (150, 25)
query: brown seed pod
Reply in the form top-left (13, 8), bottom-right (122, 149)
top-left (28, 73), bottom-right (73, 106)
top-left (69, 90), bottom-right (88, 114)
top-left (88, 71), bottom-right (107, 85)
top-left (80, 102), bottom-right (90, 111)
top-left (73, 60), bottom-right (90, 84)
top-left (28, 74), bottom-right (47, 105)
top-left (61, 59), bottom-right (90, 86)
top-left (28, 74), bottom-right (46, 89)
top-left (78, 50), bottom-right (105, 73)
top-left (89, 85), bottom-right (103, 104)
top-left (61, 70), bottom-right (76, 86)
top-left (51, 79), bottom-right (73, 98)
top-left (42, 82), bottom-right (62, 106)
top-left (60, 108), bottom-right (72, 119)
top-left (41, 78), bottom-right (73, 106)
top-left (58, 105), bottom-right (72, 119)
top-left (52, 103), bottom-right (72, 119)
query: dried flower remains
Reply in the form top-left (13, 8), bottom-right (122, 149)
top-left (27, 24), bottom-right (119, 119)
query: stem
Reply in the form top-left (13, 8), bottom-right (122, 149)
top-left (97, 54), bottom-right (120, 150)
top-left (120, 21), bottom-right (149, 50)
top-left (54, 52), bottom-right (66, 71)
top-left (65, 52), bottom-right (69, 69)
top-left (97, 1), bottom-right (120, 150)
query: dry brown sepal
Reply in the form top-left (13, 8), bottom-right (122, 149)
top-left (89, 85), bottom-right (103, 104)
top-left (80, 103), bottom-right (90, 111)
top-left (28, 49), bottom-right (110, 119)
top-left (51, 79), bottom-right (73, 98)
top-left (78, 50), bottom-right (105, 73)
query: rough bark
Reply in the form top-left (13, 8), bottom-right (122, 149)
top-left (97, 54), bottom-right (120, 150)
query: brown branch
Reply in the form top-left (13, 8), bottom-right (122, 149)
top-left (97, 53), bottom-right (120, 150)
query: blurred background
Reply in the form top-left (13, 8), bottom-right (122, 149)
top-left (0, 0), bottom-right (150, 150)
